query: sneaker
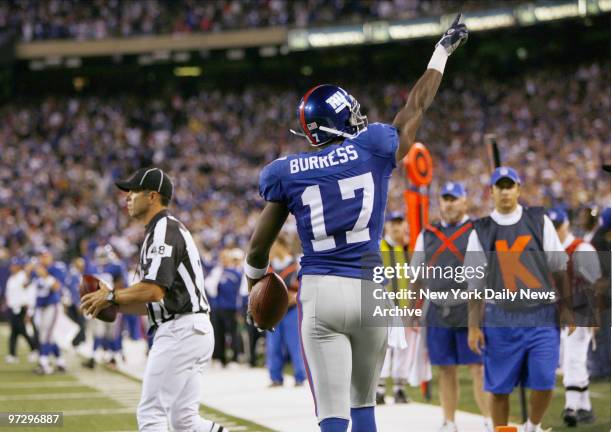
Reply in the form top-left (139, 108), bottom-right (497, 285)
top-left (82, 358), bottom-right (95, 369)
top-left (576, 409), bottom-right (595, 424)
top-left (268, 381), bottom-right (283, 388)
top-left (5, 355), bottom-right (17, 364)
top-left (562, 408), bottom-right (577, 427)
top-left (27, 351), bottom-right (38, 363)
top-left (438, 421), bottom-right (458, 432)
top-left (106, 357), bottom-right (117, 370)
top-left (522, 421), bottom-right (544, 432)
top-left (376, 390), bottom-right (386, 405)
top-left (75, 344), bottom-right (89, 358)
top-left (294, 380), bottom-right (304, 387)
top-left (33, 365), bottom-right (53, 375)
top-left (394, 388), bottom-right (410, 404)
top-left (56, 365), bottom-right (66, 373)
top-left (483, 418), bottom-right (494, 432)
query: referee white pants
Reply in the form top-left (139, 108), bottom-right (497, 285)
top-left (137, 313), bottom-right (215, 432)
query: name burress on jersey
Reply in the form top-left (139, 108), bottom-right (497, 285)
top-left (258, 123), bottom-right (399, 279)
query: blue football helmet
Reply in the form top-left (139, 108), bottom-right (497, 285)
top-left (290, 84), bottom-right (368, 147)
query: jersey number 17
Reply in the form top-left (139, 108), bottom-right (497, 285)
top-left (301, 172), bottom-right (374, 252)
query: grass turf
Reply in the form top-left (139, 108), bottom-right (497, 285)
top-left (0, 325), bottom-right (272, 432)
top-left (3, 323), bottom-right (609, 431)
top-left (392, 365), bottom-right (610, 431)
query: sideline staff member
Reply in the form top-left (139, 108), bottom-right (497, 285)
top-left (412, 182), bottom-right (491, 432)
top-left (466, 167), bottom-right (573, 432)
top-left (81, 167), bottom-right (225, 432)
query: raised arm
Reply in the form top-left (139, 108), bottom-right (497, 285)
top-left (393, 13), bottom-right (468, 162)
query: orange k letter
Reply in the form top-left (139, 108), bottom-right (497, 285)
top-left (495, 235), bottom-right (541, 292)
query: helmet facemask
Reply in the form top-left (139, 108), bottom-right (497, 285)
top-left (347, 95), bottom-right (368, 135)
top-left (314, 96), bottom-right (368, 146)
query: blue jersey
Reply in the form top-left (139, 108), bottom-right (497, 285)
top-left (66, 267), bottom-right (82, 306)
top-left (92, 261), bottom-right (128, 289)
top-left (49, 262), bottom-right (67, 285)
top-left (215, 268), bottom-right (243, 311)
top-left (35, 262), bottom-right (66, 307)
top-left (259, 123), bottom-right (398, 279)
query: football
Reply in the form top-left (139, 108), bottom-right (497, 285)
top-left (248, 273), bottom-right (289, 330)
top-left (79, 274), bottom-right (118, 323)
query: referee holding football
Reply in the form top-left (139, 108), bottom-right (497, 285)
top-left (81, 167), bottom-right (225, 432)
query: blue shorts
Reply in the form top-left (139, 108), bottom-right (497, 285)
top-left (483, 304), bottom-right (560, 394)
top-left (426, 304), bottom-right (481, 366)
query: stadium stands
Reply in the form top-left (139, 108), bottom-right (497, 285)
top-left (0, 60), bottom-right (608, 262)
top-left (2, 0), bottom-right (515, 42)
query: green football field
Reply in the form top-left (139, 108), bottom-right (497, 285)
top-left (1, 324), bottom-right (609, 432)
top-left (0, 326), bottom-right (271, 432)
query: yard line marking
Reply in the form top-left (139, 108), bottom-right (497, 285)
top-left (63, 408), bottom-right (134, 416)
top-left (0, 381), bottom-right (82, 388)
top-left (0, 392), bottom-right (110, 401)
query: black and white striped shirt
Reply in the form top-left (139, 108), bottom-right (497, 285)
top-left (137, 209), bottom-right (209, 327)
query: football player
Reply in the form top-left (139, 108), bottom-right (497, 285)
top-left (82, 245), bottom-right (127, 368)
top-left (33, 250), bottom-right (67, 374)
top-left (245, 15), bottom-right (468, 432)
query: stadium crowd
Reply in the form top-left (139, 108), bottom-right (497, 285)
top-left (0, 4), bottom-right (609, 429)
top-left (2, 0), bottom-right (516, 41)
top-left (0, 60), bottom-right (608, 264)
top-left (0, 44), bottom-right (609, 433)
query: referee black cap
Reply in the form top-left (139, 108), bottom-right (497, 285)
top-left (115, 167), bottom-right (173, 201)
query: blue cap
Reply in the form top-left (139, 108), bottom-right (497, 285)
top-left (547, 207), bottom-right (568, 226)
top-left (490, 166), bottom-right (521, 186)
top-left (440, 181), bottom-right (466, 198)
top-left (601, 207), bottom-right (611, 229)
top-left (385, 211), bottom-right (404, 222)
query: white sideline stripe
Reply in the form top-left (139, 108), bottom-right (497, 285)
top-left (0, 392), bottom-right (109, 401)
top-left (63, 408), bottom-right (134, 416)
top-left (0, 381), bottom-right (82, 388)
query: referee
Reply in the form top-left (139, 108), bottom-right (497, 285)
top-left (81, 167), bottom-right (225, 432)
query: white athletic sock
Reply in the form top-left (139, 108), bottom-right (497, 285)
top-left (565, 390), bottom-right (580, 409)
top-left (579, 390), bottom-right (592, 411)
top-left (39, 355), bottom-right (50, 368)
